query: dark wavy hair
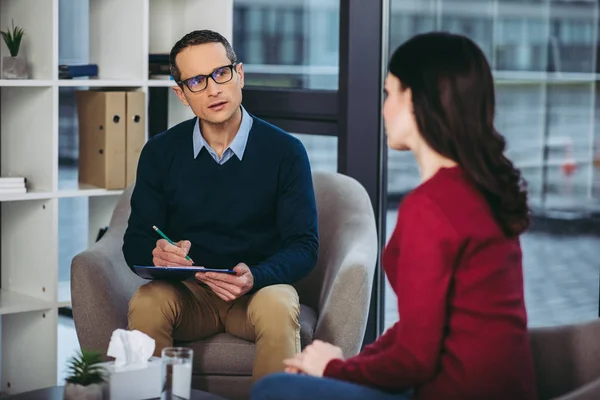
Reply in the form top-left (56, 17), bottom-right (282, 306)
top-left (389, 32), bottom-right (530, 237)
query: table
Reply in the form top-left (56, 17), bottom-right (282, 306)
top-left (5, 385), bottom-right (228, 400)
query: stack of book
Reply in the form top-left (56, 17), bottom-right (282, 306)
top-left (59, 64), bottom-right (99, 79)
top-left (149, 54), bottom-right (172, 79)
top-left (0, 177), bottom-right (27, 194)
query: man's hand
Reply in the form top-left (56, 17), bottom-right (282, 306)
top-left (283, 340), bottom-right (344, 377)
top-left (195, 263), bottom-right (254, 302)
top-left (152, 239), bottom-right (194, 266)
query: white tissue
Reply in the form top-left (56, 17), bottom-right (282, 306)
top-left (107, 329), bottom-right (156, 368)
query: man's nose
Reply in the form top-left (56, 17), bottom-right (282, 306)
top-left (206, 78), bottom-right (221, 96)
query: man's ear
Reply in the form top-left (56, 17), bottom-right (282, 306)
top-left (173, 85), bottom-right (190, 107)
top-left (236, 63), bottom-right (245, 89)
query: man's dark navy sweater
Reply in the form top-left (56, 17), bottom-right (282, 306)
top-left (122, 115), bottom-right (319, 291)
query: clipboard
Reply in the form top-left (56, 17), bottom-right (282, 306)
top-left (133, 265), bottom-right (236, 280)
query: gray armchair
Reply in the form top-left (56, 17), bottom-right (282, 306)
top-left (530, 319), bottom-right (600, 400)
top-left (71, 171), bottom-right (378, 400)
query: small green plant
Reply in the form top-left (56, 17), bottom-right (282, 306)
top-left (65, 349), bottom-right (107, 386)
top-left (0, 19), bottom-right (24, 57)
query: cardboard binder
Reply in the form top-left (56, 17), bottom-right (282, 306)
top-left (76, 91), bottom-right (127, 189)
top-left (125, 91), bottom-right (146, 186)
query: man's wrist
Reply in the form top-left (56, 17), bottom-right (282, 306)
top-left (247, 265), bottom-right (263, 293)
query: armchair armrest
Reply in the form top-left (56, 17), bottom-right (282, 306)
top-left (555, 377), bottom-right (600, 400)
top-left (301, 172), bottom-right (378, 358)
top-left (70, 231), bottom-right (144, 356)
top-left (313, 244), bottom-right (377, 358)
top-left (529, 319), bottom-right (600, 400)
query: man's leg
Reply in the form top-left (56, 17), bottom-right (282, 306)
top-left (128, 280), bottom-right (224, 357)
top-left (250, 373), bottom-right (412, 400)
top-left (225, 284), bottom-right (300, 381)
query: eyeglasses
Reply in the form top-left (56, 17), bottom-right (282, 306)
top-left (178, 63), bottom-right (237, 93)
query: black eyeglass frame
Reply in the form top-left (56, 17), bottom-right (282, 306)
top-left (177, 62), bottom-right (239, 93)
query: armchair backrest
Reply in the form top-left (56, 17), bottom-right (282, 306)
top-left (108, 171), bottom-right (379, 319)
top-left (293, 171), bottom-right (378, 314)
top-left (108, 184), bottom-right (135, 235)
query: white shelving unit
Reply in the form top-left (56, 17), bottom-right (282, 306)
top-left (0, 0), bottom-right (233, 394)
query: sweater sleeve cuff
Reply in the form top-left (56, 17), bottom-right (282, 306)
top-left (323, 358), bottom-right (346, 379)
top-left (249, 266), bottom-right (266, 293)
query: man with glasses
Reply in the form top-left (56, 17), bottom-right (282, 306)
top-left (123, 30), bottom-right (319, 383)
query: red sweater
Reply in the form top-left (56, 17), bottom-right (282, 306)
top-left (324, 166), bottom-right (538, 400)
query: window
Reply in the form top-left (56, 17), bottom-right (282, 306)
top-left (233, 0), bottom-right (339, 90)
top-left (385, 0), bottom-right (600, 329)
top-left (292, 134), bottom-right (337, 173)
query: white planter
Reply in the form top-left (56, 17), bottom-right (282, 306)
top-left (63, 382), bottom-right (108, 400)
top-left (2, 56), bottom-right (29, 79)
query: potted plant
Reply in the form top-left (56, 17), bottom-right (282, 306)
top-left (63, 349), bottom-right (108, 400)
top-left (1, 19), bottom-right (29, 79)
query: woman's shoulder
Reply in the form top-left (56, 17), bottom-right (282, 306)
top-left (400, 169), bottom-right (504, 240)
top-left (397, 188), bottom-right (460, 243)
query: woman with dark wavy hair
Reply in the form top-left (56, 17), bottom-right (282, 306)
top-left (250, 31), bottom-right (538, 400)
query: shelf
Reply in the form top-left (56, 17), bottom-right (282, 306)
top-left (0, 0), bottom-right (54, 80)
top-left (86, 0), bottom-right (146, 81)
top-left (1, 86), bottom-right (54, 193)
top-left (148, 79), bottom-right (177, 87)
top-left (0, 190), bottom-right (54, 202)
top-left (0, 0), bottom-right (235, 396)
top-left (58, 79), bottom-right (146, 88)
top-left (0, 80), bottom-right (54, 87)
top-left (0, 289), bottom-right (53, 315)
top-left (58, 166), bottom-right (125, 198)
top-left (2, 200), bottom-right (58, 306)
top-left (57, 186), bottom-right (124, 198)
top-left (2, 310), bottom-right (57, 394)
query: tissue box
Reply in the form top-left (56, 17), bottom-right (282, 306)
top-left (98, 356), bottom-right (162, 400)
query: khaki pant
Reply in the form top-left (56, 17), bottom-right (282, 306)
top-left (127, 280), bottom-right (301, 382)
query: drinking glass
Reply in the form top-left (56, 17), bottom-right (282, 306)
top-left (161, 347), bottom-right (193, 400)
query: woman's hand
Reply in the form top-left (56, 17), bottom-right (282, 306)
top-left (283, 340), bottom-right (344, 377)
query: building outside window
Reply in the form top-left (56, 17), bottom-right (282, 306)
top-left (233, 0), bottom-right (600, 330)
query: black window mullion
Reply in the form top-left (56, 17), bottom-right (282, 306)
top-left (337, 0), bottom-right (388, 346)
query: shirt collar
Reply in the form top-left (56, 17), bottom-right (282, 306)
top-left (193, 105), bottom-right (253, 159)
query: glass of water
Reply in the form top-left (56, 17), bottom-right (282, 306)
top-left (161, 347), bottom-right (193, 400)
